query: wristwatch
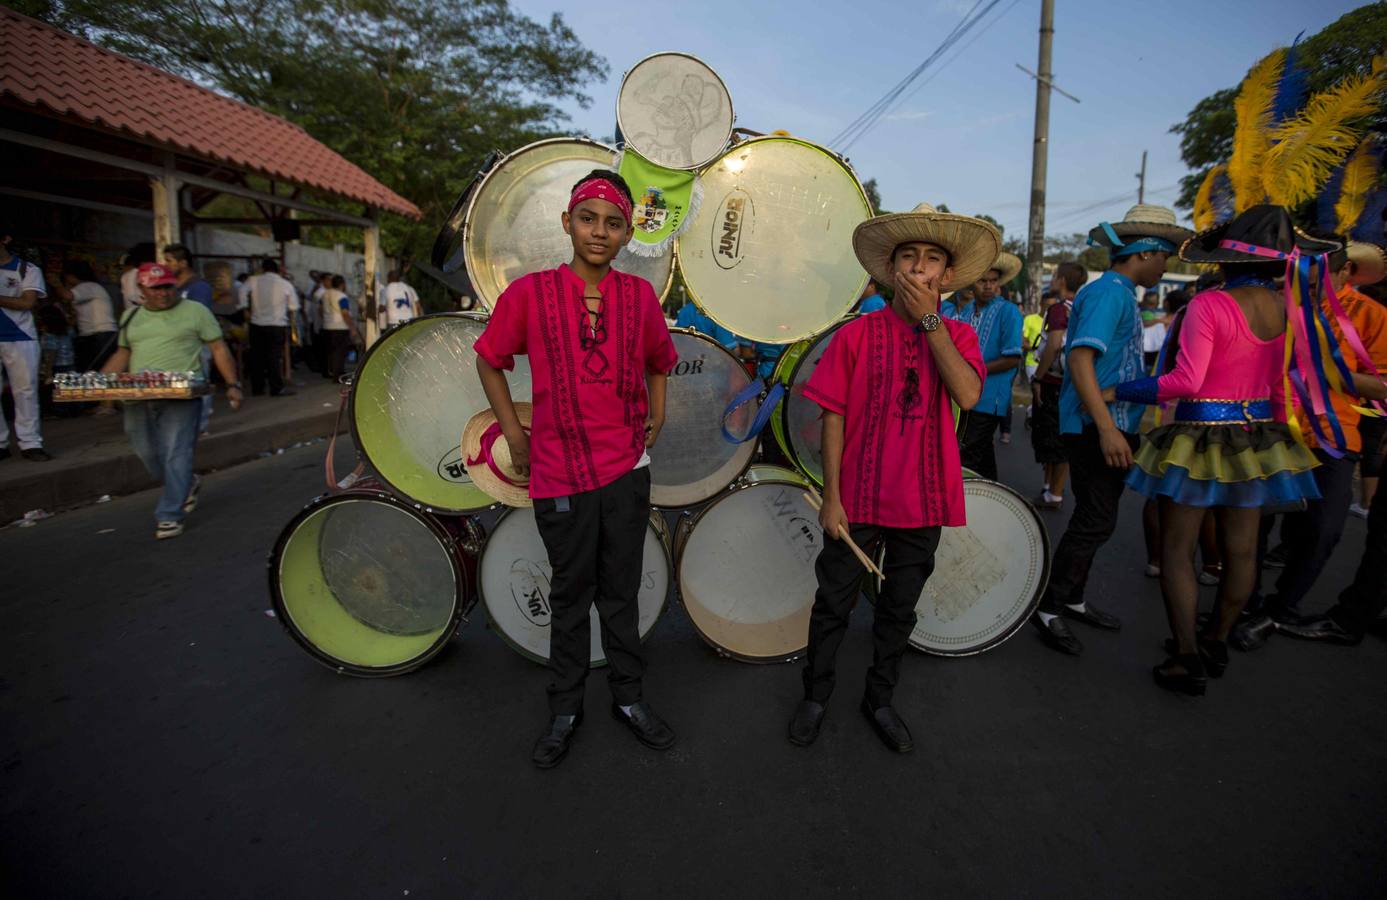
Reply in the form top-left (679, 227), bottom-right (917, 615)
top-left (919, 312), bottom-right (942, 333)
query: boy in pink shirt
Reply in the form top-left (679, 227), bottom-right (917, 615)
top-left (788, 203), bottom-right (997, 753)
top-left (475, 170), bottom-right (678, 769)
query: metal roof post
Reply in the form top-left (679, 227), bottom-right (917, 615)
top-left (362, 215), bottom-right (381, 348)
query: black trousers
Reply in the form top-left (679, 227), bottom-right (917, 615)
top-left (1267, 449), bottom-right (1357, 614)
top-left (1031, 381), bottom-right (1067, 465)
top-left (323, 329), bottom-right (352, 379)
top-left (1040, 425), bottom-right (1139, 613)
top-left (1329, 473), bottom-right (1387, 634)
top-left (534, 467), bottom-right (651, 716)
top-left (957, 410), bottom-right (1003, 480)
top-left (248, 324), bottom-right (288, 395)
top-left (803, 523), bottom-right (941, 709)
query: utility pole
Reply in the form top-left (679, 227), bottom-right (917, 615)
top-left (1024, 0), bottom-right (1055, 314)
top-left (1136, 150), bottom-right (1147, 204)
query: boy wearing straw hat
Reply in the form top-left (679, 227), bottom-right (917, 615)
top-left (1031, 204), bottom-right (1191, 656)
top-left (473, 169), bottom-right (679, 769)
top-left (788, 203), bottom-right (995, 753)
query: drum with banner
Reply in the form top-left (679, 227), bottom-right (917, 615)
top-left (674, 464), bottom-right (821, 662)
top-left (649, 329), bottom-right (757, 508)
top-left (770, 317), bottom-right (856, 488)
top-left (617, 52), bottom-right (734, 171)
top-left (268, 487), bottom-right (483, 676)
top-left (479, 507), bottom-right (671, 667)
top-left (458, 138), bottom-right (675, 309)
top-left (675, 136), bottom-right (871, 345)
top-left (350, 312), bottom-right (531, 513)
top-left (869, 478), bottom-right (1048, 657)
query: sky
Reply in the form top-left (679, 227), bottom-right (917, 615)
top-left (509, 0), bottom-right (1365, 244)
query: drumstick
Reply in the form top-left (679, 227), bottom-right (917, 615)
top-left (802, 491), bottom-right (886, 582)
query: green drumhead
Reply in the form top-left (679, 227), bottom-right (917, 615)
top-left (779, 320), bottom-right (853, 488)
top-left (769, 338), bottom-right (810, 462)
top-left (352, 315), bottom-right (531, 512)
top-left (276, 497), bottom-right (459, 670)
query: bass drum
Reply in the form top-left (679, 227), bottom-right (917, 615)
top-left (479, 507), bottom-right (671, 667)
top-left (617, 52), bottom-right (734, 170)
top-left (869, 478), bottom-right (1048, 657)
top-left (269, 489), bottom-right (482, 676)
top-left (772, 317), bottom-right (855, 488)
top-left (676, 136), bottom-right (871, 345)
top-left (462, 138), bottom-right (675, 309)
top-left (351, 313), bottom-right (531, 513)
top-left (649, 329), bottom-right (757, 508)
top-left (675, 465), bottom-right (821, 662)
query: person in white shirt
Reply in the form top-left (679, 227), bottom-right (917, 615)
top-left (120, 242), bottom-right (155, 311)
top-left (1140, 289), bottom-right (1168, 372)
top-left (237, 258), bottom-right (299, 396)
top-left (0, 225), bottom-right (51, 460)
top-left (381, 270), bottom-right (422, 329)
top-left (320, 274), bottom-right (361, 378)
top-left (48, 260), bottom-right (118, 371)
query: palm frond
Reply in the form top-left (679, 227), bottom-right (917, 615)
top-left (1229, 49), bottom-right (1284, 213)
top-left (1264, 70), bottom-right (1385, 208)
top-left (1335, 136), bottom-right (1383, 235)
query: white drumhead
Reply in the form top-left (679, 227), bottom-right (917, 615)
top-left (462, 138), bottom-right (674, 309)
top-left (352, 314), bottom-right (531, 512)
top-left (675, 137), bottom-right (871, 344)
top-left (617, 52), bottom-right (734, 170)
top-left (649, 330), bottom-right (756, 507)
top-left (480, 507), bottom-right (670, 666)
top-left (678, 478), bottom-right (821, 661)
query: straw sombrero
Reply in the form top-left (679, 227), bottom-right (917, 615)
top-left (852, 202), bottom-right (1002, 292)
top-left (1348, 241), bottom-right (1387, 285)
top-left (987, 250), bottom-right (1023, 284)
top-left (460, 402), bottom-right (534, 508)
top-left (1088, 203), bottom-right (1194, 251)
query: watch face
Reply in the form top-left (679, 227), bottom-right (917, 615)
top-left (921, 313), bottom-right (941, 331)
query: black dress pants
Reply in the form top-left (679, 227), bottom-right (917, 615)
top-left (1267, 449), bottom-right (1356, 615)
top-left (803, 523), bottom-right (941, 709)
top-left (957, 409), bottom-right (1003, 480)
top-left (323, 329), bottom-right (352, 379)
top-left (1039, 425), bottom-right (1139, 613)
top-left (534, 467), bottom-right (651, 716)
top-left (248, 324), bottom-right (288, 395)
top-left (1329, 473), bottom-right (1387, 634)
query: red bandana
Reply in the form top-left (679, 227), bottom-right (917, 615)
top-left (568, 178), bottom-right (632, 226)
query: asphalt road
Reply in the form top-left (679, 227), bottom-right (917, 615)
top-left (3, 429), bottom-right (1384, 899)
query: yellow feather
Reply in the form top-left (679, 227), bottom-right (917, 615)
top-left (1335, 137), bottom-right (1380, 234)
top-left (1264, 71), bottom-right (1385, 208)
top-left (1229, 50), bottom-right (1284, 214)
top-left (1193, 164), bottom-right (1225, 231)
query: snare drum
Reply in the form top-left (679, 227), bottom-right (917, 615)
top-left (269, 489), bottom-right (483, 676)
top-left (351, 313), bottom-right (531, 513)
top-left (479, 507), bottom-right (671, 667)
top-left (772, 317), bottom-right (856, 487)
top-left (675, 465), bottom-right (821, 662)
top-left (617, 52), bottom-right (734, 170)
top-left (649, 329), bottom-right (757, 508)
top-left (675, 137), bottom-right (871, 344)
top-left (870, 478), bottom-right (1048, 656)
top-left (460, 138), bottom-right (675, 309)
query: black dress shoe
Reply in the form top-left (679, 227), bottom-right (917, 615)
top-left (788, 700), bottom-right (826, 747)
top-left (1266, 603), bottom-right (1307, 627)
top-left (1031, 613), bottom-right (1083, 655)
top-left (1153, 654), bottom-right (1207, 697)
top-left (21, 447), bottom-right (53, 462)
top-left (1279, 616), bottom-right (1363, 646)
top-left (1231, 614), bottom-right (1277, 652)
top-left (612, 701), bottom-right (675, 750)
top-left (860, 699), bottom-right (913, 753)
top-left (1061, 600), bottom-right (1121, 631)
top-left (532, 712), bottom-right (582, 769)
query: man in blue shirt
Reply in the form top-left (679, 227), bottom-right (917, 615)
top-left (1032, 204), bottom-right (1192, 656)
top-left (856, 279), bottom-right (887, 314)
top-left (674, 299), bottom-right (738, 350)
top-left (942, 251), bottom-right (1023, 479)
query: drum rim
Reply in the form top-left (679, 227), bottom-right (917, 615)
top-left (675, 473), bottom-right (815, 664)
top-left (650, 327), bottom-right (758, 509)
top-left (348, 311), bottom-right (498, 515)
top-left (478, 506), bottom-right (673, 668)
top-left (675, 135), bottom-right (871, 345)
top-left (460, 136), bottom-right (676, 309)
top-left (774, 316), bottom-right (858, 488)
top-left (267, 490), bottom-right (472, 677)
top-left (616, 50), bottom-right (735, 171)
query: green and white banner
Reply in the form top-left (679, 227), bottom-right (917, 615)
top-left (618, 148), bottom-right (702, 256)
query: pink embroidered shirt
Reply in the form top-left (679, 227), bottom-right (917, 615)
top-left (802, 309), bottom-right (986, 528)
top-left (474, 264), bottom-right (678, 499)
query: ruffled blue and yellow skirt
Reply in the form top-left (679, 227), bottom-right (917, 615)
top-left (1125, 399), bottom-right (1321, 508)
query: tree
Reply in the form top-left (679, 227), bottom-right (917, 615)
top-left (1170, 3), bottom-right (1387, 210)
top-left (862, 178), bottom-right (886, 215)
top-left (23, 0), bottom-right (607, 282)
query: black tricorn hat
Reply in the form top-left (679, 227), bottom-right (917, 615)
top-left (1180, 204), bottom-right (1341, 264)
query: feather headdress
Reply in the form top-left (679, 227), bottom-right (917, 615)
top-left (1334, 135), bottom-right (1384, 235)
top-left (1193, 164), bottom-right (1229, 231)
top-left (1229, 49), bottom-right (1284, 213)
top-left (1271, 33), bottom-right (1309, 125)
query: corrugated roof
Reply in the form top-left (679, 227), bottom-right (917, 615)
top-left (0, 7), bottom-right (421, 219)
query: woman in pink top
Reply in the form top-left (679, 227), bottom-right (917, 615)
top-left (1112, 206), bottom-right (1327, 696)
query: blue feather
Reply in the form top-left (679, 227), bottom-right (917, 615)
top-left (1318, 162), bottom-right (1346, 233)
top-left (1210, 169), bottom-right (1235, 226)
top-left (1272, 32), bottom-right (1308, 125)
top-left (1352, 188), bottom-right (1387, 243)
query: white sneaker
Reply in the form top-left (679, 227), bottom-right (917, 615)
top-left (156, 521), bottom-right (185, 540)
top-left (1350, 503), bottom-right (1369, 519)
top-left (182, 474), bottom-right (202, 514)
top-left (1144, 563), bottom-right (1161, 578)
top-left (1198, 570), bottom-right (1221, 586)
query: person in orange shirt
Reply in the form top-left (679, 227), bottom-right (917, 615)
top-left (1238, 240), bottom-right (1387, 649)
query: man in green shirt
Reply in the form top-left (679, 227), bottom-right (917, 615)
top-left (102, 263), bottom-right (242, 539)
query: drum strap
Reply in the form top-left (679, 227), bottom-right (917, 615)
top-left (720, 379), bottom-right (786, 444)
